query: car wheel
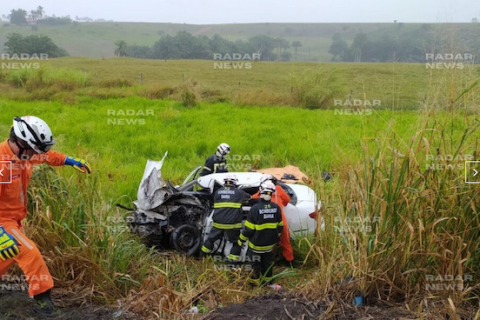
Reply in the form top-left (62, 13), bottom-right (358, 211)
top-left (170, 224), bottom-right (201, 256)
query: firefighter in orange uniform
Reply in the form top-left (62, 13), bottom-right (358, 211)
top-left (0, 116), bottom-right (91, 316)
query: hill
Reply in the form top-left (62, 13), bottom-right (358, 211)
top-left (0, 21), bottom-right (444, 60)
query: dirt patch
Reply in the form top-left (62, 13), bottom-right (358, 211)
top-left (202, 293), bottom-right (416, 320)
top-left (0, 289), bottom-right (132, 320)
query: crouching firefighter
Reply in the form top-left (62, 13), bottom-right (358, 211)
top-left (201, 174), bottom-right (251, 262)
top-left (0, 116), bottom-right (91, 316)
top-left (200, 143), bottom-right (230, 177)
top-left (239, 181), bottom-right (283, 284)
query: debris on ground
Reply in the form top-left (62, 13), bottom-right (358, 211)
top-left (202, 293), bottom-right (418, 320)
top-left (255, 166), bottom-right (311, 184)
top-left (0, 288), bottom-right (133, 320)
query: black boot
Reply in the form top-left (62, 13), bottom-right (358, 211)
top-left (34, 289), bottom-right (56, 317)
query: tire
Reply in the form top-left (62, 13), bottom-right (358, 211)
top-left (170, 224), bottom-right (201, 256)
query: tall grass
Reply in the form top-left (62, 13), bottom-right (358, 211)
top-left (4, 67), bottom-right (91, 91)
top-left (294, 66), bottom-right (480, 319)
top-left (289, 67), bottom-right (345, 109)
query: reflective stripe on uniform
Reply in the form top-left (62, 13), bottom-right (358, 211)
top-left (10, 228), bottom-right (34, 250)
top-left (244, 221), bottom-right (282, 230)
top-left (213, 202), bottom-right (242, 209)
top-left (201, 245), bottom-right (212, 253)
top-left (244, 220), bottom-right (254, 229)
top-left (228, 254), bottom-right (240, 261)
top-left (212, 222), bottom-right (242, 229)
top-left (239, 233), bottom-right (248, 241)
top-left (248, 242), bottom-right (275, 251)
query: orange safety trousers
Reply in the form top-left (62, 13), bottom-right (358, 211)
top-left (0, 219), bottom-right (54, 297)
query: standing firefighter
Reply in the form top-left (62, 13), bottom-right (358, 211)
top-left (252, 174), bottom-right (294, 262)
top-left (201, 174), bottom-right (250, 261)
top-left (0, 116), bottom-right (91, 316)
top-left (200, 143), bottom-right (230, 176)
top-left (239, 181), bottom-right (283, 284)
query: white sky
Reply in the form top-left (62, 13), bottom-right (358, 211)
top-left (2, 0), bottom-right (479, 23)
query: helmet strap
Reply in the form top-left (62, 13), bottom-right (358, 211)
top-left (10, 136), bottom-right (28, 160)
top-left (260, 194), bottom-right (272, 201)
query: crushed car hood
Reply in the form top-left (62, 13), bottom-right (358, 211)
top-left (134, 152), bottom-right (171, 211)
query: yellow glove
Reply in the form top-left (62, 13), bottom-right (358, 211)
top-left (0, 226), bottom-right (20, 261)
top-left (65, 156), bottom-right (91, 174)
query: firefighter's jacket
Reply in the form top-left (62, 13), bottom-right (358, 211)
top-left (200, 154), bottom-right (228, 176)
top-left (239, 199), bottom-right (283, 252)
top-left (211, 185), bottom-right (250, 229)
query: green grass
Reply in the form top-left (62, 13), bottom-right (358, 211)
top-left (0, 57), bottom-right (479, 318)
top-left (1, 59), bottom-right (479, 111)
top-left (0, 98), bottom-right (422, 202)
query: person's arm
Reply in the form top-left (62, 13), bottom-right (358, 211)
top-left (30, 151), bottom-right (91, 173)
top-left (241, 189), bottom-right (252, 204)
top-left (239, 206), bottom-right (256, 245)
top-left (276, 186), bottom-right (290, 207)
top-left (276, 205), bottom-right (284, 238)
top-left (30, 150), bottom-right (66, 166)
top-left (201, 156), bottom-right (214, 175)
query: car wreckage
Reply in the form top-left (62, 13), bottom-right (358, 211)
top-left (127, 154), bottom-right (321, 258)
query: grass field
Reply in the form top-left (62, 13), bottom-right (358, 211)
top-left (0, 57), bottom-right (479, 319)
top-left (1, 58), bottom-right (479, 111)
top-left (0, 99), bottom-right (420, 200)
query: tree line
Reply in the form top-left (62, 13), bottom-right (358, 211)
top-left (116, 32), bottom-right (303, 61)
top-left (328, 24), bottom-right (479, 63)
top-left (8, 7), bottom-right (80, 26)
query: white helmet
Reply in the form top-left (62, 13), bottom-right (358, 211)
top-left (13, 116), bottom-right (55, 154)
top-left (261, 174), bottom-right (275, 184)
top-left (260, 181), bottom-right (275, 201)
top-left (216, 143), bottom-right (230, 157)
top-left (223, 174), bottom-right (238, 186)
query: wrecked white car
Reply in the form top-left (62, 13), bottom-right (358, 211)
top-left (127, 156), bottom-right (321, 257)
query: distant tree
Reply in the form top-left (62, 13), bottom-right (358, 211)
top-left (126, 45), bottom-right (152, 59)
top-left (281, 39), bottom-right (290, 53)
top-left (36, 6), bottom-right (45, 19)
top-left (248, 35), bottom-right (276, 61)
top-left (328, 33), bottom-right (348, 61)
top-left (291, 41), bottom-right (302, 61)
top-left (37, 16), bottom-right (72, 25)
top-left (280, 51), bottom-right (292, 61)
top-left (114, 40), bottom-right (128, 57)
top-left (472, 18), bottom-right (478, 23)
top-left (29, 10), bottom-right (38, 23)
top-left (4, 33), bottom-right (27, 54)
top-left (350, 33), bottom-right (370, 62)
top-left (209, 34), bottom-right (236, 55)
top-left (10, 9), bottom-right (27, 25)
top-left (5, 33), bottom-right (68, 57)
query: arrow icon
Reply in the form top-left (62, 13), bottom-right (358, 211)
top-left (0, 169), bottom-right (3, 177)
top-left (474, 169), bottom-right (478, 177)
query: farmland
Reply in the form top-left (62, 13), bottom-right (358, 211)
top-left (0, 56), bottom-right (479, 319)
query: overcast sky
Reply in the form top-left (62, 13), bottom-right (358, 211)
top-left (3, 0), bottom-right (480, 23)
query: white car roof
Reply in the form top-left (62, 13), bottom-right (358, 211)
top-left (197, 172), bottom-right (267, 189)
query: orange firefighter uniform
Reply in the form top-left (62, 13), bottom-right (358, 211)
top-left (0, 140), bottom-right (66, 297)
top-left (252, 185), bottom-right (294, 261)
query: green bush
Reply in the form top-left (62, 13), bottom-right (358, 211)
top-left (289, 68), bottom-right (345, 109)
